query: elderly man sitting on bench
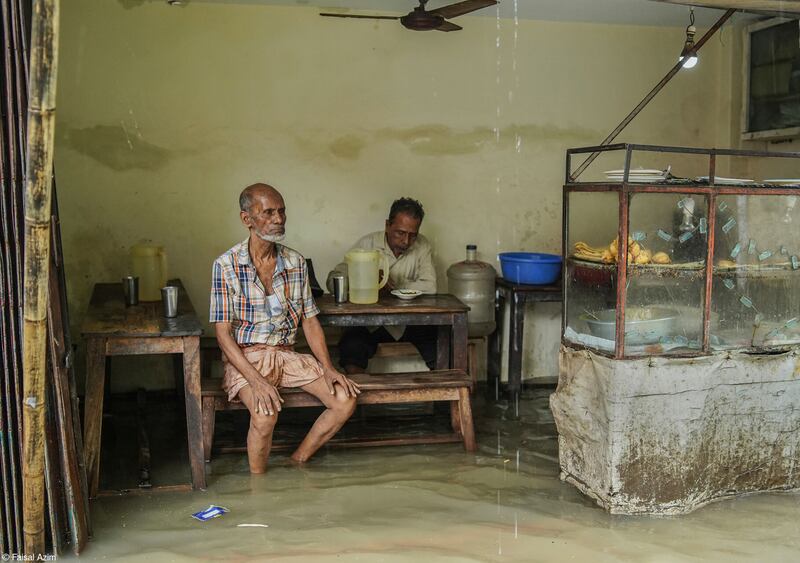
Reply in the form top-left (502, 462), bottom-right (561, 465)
top-left (210, 183), bottom-right (360, 473)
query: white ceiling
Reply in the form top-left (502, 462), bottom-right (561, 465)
top-left (186, 0), bottom-right (761, 26)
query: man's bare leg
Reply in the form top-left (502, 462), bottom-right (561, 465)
top-left (238, 386), bottom-right (279, 473)
top-left (290, 378), bottom-right (357, 463)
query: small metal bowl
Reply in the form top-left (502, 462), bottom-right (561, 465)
top-left (581, 307), bottom-right (679, 345)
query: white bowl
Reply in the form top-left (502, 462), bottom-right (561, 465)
top-left (391, 289), bottom-right (423, 300)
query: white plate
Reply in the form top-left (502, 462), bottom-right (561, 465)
top-left (696, 176), bottom-right (755, 185)
top-left (763, 179), bottom-right (800, 185)
top-left (605, 169), bottom-right (663, 176)
top-left (606, 175), bottom-right (667, 183)
top-left (391, 289), bottom-right (423, 300)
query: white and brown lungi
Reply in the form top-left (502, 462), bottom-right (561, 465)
top-left (222, 344), bottom-right (323, 403)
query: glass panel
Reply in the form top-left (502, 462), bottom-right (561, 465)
top-left (624, 193), bottom-right (708, 355)
top-left (747, 19), bottom-right (800, 133)
top-left (711, 194), bottom-right (800, 350)
top-left (564, 190), bottom-right (618, 353)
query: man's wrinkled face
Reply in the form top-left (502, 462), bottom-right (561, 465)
top-left (385, 212), bottom-right (421, 257)
top-left (242, 192), bottom-right (286, 242)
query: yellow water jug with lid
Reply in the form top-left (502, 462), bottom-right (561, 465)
top-left (130, 243), bottom-right (168, 301)
top-left (345, 249), bottom-right (389, 304)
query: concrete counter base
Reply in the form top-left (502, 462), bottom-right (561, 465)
top-left (550, 346), bottom-right (800, 515)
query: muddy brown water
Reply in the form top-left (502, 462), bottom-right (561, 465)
top-left (67, 389), bottom-right (800, 562)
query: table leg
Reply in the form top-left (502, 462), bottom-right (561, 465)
top-left (83, 337), bottom-right (106, 498)
top-left (182, 336), bottom-right (206, 490)
top-left (436, 326), bottom-right (450, 370)
top-left (488, 288), bottom-right (505, 399)
top-left (452, 312), bottom-right (468, 372)
top-left (508, 292), bottom-right (525, 397)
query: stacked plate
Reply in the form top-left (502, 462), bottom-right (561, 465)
top-left (604, 168), bottom-right (666, 183)
top-left (696, 176), bottom-right (755, 185)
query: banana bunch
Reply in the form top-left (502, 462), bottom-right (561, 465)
top-left (573, 237), bottom-right (670, 265)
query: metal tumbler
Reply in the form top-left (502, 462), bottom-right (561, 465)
top-left (332, 273), bottom-right (348, 304)
top-left (122, 276), bottom-right (139, 306)
top-left (161, 286), bottom-right (179, 318)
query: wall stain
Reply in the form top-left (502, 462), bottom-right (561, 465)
top-left (117, 0), bottom-right (147, 8)
top-left (376, 123), bottom-right (600, 156)
top-left (329, 134), bottom-right (366, 160)
top-left (59, 124), bottom-right (182, 171)
top-left (297, 123), bottom-right (599, 163)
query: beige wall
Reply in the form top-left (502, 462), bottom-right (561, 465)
top-left (56, 1), bottom-right (732, 389)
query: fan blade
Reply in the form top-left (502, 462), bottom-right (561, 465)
top-left (430, 0), bottom-right (497, 19)
top-left (319, 13), bottom-right (400, 20)
top-left (436, 21), bottom-right (463, 31)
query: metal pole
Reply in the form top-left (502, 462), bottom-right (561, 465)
top-left (570, 9), bottom-right (736, 181)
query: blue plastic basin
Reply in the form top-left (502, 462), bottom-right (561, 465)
top-left (498, 252), bottom-right (562, 285)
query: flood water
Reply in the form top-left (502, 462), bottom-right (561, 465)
top-left (68, 388), bottom-right (800, 562)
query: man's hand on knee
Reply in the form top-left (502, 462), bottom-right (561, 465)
top-left (250, 377), bottom-right (283, 416)
top-left (321, 366), bottom-right (361, 398)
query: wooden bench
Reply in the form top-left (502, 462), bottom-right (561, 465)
top-left (201, 370), bottom-right (477, 460)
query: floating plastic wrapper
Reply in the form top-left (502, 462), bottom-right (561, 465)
top-left (192, 505), bottom-right (229, 522)
top-left (723, 279), bottom-right (735, 290)
top-left (758, 250), bottom-right (772, 261)
top-left (698, 218), bottom-right (707, 234)
top-left (719, 201), bottom-right (729, 212)
top-left (748, 239), bottom-right (757, 255)
top-left (657, 229), bottom-right (673, 242)
top-left (722, 217), bottom-right (736, 234)
top-left (632, 231), bottom-right (646, 242)
top-left (780, 245), bottom-right (788, 255)
top-left (679, 231), bottom-right (694, 243)
top-left (792, 256), bottom-right (799, 270)
top-left (730, 242), bottom-right (742, 259)
top-left (739, 296), bottom-right (754, 308)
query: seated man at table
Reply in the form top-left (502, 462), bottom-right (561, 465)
top-left (328, 197), bottom-right (438, 374)
top-left (210, 183), bottom-right (360, 473)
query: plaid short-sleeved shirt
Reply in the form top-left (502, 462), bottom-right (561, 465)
top-left (209, 239), bottom-right (320, 346)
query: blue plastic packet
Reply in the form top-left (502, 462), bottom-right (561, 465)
top-left (192, 505), bottom-right (229, 521)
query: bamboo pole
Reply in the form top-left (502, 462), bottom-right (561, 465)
top-left (22, 0), bottom-right (59, 556)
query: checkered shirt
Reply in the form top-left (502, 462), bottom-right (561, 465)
top-left (209, 239), bottom-right (319, 346)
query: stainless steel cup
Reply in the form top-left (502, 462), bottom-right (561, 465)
top-left (122, 276), bottom-right (139, 306)
top-left (161, 286), bottom-right (179, 318)
top-left (332, 273), bottom-right (348, 304)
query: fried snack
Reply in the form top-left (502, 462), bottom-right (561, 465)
top-left (717, 259), bottom-right (737, 268)
top-left (652, 251), bottom-right (671, 264)
top-left (634, 253), bottom-right (651, 265)
top-left (629, 241), bottom-right (641, 258)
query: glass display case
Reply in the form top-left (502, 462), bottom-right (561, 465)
top-left (562, 143), bottom-right (800, 358)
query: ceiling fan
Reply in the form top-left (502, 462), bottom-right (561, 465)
top-left (320, 0), bottom-right (498, 32)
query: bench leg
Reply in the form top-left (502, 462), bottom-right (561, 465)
top-left (202, 397), bottom-right (216, 462)
top-left (457, 388), bottom-right (477, 452)
top-left (450, 401), bottom-right (462, 435)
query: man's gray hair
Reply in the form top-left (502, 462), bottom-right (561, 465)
top-left (239, 183), bottom-right (278, 213)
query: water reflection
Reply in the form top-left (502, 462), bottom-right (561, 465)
top-left (70, 388), bottom-right (800, 561)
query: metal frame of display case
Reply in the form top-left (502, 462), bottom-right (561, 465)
top-left (563, 143), bottom-right (800, 359)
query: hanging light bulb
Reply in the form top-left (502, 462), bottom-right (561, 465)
top-left (679, 8), bottom-right (698, 69)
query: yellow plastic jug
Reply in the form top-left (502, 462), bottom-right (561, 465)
top-left (345, 249), bottom-right (389, 304)
top-left (130, 243), bottom-right (168, 301)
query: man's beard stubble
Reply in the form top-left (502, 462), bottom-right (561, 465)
top-left (255, 230), bottom-right (286, 243)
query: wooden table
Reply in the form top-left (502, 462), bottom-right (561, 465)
top-left (316, 294), bottom-right (470, 372)
top-left (315, 294), bottom-right (472, 448)
top-left (81, 279), bottom-right (204, 496)
top-left (488, 277), bottom-right (563, 396)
